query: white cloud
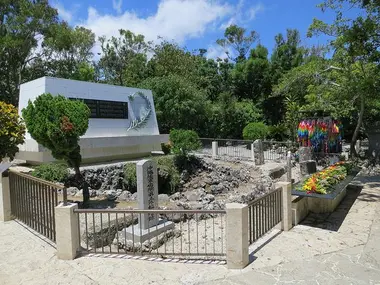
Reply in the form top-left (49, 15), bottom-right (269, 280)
top-left (112, 0), bottom-right (123, 14)
top-left (219, 1), bottom-right (264, 30)
top-left (52, 2), bottom-right (81, 24)
top-left (53, 2), bottom-right (73, 23)
top-left (206, 44), bottom-right (229, 60)
top-left (248, 3), bottom-right (264, 21)
top-left (78, 0), bottom-right (234, 55)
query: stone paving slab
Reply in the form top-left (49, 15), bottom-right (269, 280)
top-left (1, 175), bottom-right (380, 284)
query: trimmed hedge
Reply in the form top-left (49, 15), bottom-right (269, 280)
top-left (242, 122), bottom-right (269, 141)
top-left (32, 163), bottom-right (69, 183)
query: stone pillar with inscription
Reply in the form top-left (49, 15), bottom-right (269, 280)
top-left (137, 160), bottom-right (159, 229)
top-left (253, 139), bottom-right (264, 165)
top-left (123, 159), bottom-right (174, 243)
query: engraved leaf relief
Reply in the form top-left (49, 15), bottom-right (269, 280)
top-left (127, 91), bottom-right (152, 131)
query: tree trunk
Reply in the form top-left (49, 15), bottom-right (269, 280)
top-left (73, 164), bottom-right (90, 207)
top-left (350, 92), bottom-right (365, 158)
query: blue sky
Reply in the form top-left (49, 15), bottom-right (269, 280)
top-left (51, 0), bottom-right (361, 58)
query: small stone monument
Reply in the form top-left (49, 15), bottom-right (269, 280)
top-left (253, 139), bottom-right (264, 165)
top-left (298, 146), bottom-right (317, 176)
top-left (298, 147), bottom-right (313, 162)
top-left (123, 159), bottom-right (174, 243)
top-left (300, 160), bottom-right (317, 176)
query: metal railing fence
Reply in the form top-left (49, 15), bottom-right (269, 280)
top-left (74, 208), bottom-right (226, 260)
top-left (197, 138), bottom-right (253, 159)
top-left (262, 141), bottom-right (298, 161)
top-left (197, 138), bottom-right (297, 161)
top-left (248, 187), bottom-right (283, 244)
top-left (9, 170), bottom-right (67, 242)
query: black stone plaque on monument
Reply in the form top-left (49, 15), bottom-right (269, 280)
top-left (69, 98), bottom-right (128, 119)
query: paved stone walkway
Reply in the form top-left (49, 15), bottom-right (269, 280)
top-left (1, 175), bottom-right (380, 284)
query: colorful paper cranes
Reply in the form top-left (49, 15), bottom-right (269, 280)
top-left (297, 118), bottom-right (342, 153)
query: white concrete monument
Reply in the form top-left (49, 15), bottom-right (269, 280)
top-left (16, 77), bottom-right (168, 164)
top-left (123, 159), bottom-right (174, 243)
top-left (0, 162), bottom-right (11, 174)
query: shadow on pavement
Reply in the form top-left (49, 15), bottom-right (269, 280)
top-left (300, 187), bottom-right (362, 232)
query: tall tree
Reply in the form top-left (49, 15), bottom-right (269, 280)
top-left (147, 41), bottom-right (198, 80)
top-left (264, 29), bottom-right (305, 124)
top-left (139, 74), bottom-right (210, 135)
top-left (37, 23), bottom-right (95, 79)
top-left (0, 0), bottom-right (58, 106)
top-left (270, 29), bottom-right (304, 84)
top-left (216, 24), bottom-right (258, 62)
top-left (272, 59), bottom-right (329, 140)
top-left (98, 29), bottom-right (149, 86)
top-left (309, 0), bottom-right (380, 156)
top-left (231, 44), bottom-right (271, 100)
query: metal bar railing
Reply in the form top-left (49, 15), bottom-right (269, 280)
top-left (197, 138), bottom-right (298, 162)
top-left (262, 140), bottom-right (298, 161)
top-left (74, 208), bottom-right (226, 260)
top-left (248, 187), bottom-right (283, 244)
top-left (8, 170), bottom-right (67, 242)
top-left (197, 138), bottom-right (254, 159)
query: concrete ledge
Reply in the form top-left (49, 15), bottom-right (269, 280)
top-left (16, 135), bottom-right (169, 164)
top-left (307, 188), bottom-right (347, 214)
top-left (291, 196), bottom-right (309, 226)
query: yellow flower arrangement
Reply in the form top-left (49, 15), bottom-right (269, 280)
top-left (299, 162), bottom-right (352, 195)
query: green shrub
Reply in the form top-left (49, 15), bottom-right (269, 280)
top-left (268, 124), bottom-right (289, 141)
top-left (173, 153), bottom-right (202, 174)
top-left (242, 122), bottom-right (269, 141)
top-left (32, 163), bottom-right (69, 183)
top-left (161, 142), bottom-right (172, 155)
top-left (0, 101), bottom-right (25, 161)
top-left (124, 163), bottom-right (137, 192)
top-left (22, 94), bottom-right (90, 170)
top-left (154, 156), bottom-right (181, 194)
top-left (169, 129), bottom-right (201, 155)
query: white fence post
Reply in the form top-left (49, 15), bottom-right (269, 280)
top-left (287, 151), bottom-right (292, 183)
top-left (276, 182), bottom-right (293, 231)
top-left (226, 203), bottom-right (249, 269)
top-left (55, 203), bottom-right (80, 260)
top-left (251, 143), bottom-right (255, 164)
top-left (212, 141), bottom-right (218, 157)
top-left (0, 171), bottom-right (12, 222)
top-left (355, 139), bottom-right (361, 153)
